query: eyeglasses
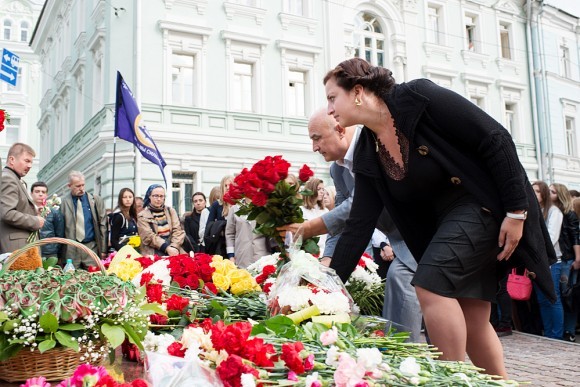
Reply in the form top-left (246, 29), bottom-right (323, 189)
top-left (151, 194), bottom-right (165, 199)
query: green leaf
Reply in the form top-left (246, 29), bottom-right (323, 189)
top-left (122, 322), bottom-right (143, 351)
top-left (42, 257), bottom-right (58, 269)
top-left (101, 323), bottom-right (126, 349)
top-left (0, 343), bottom-right (23, 361)
top-left (254, 210), bottom-right (271, 225)
top-left (0, 311), bottom-right (9, 322)
top-left (140, 303), bottom-right (167, 316)
top-left (264, 315), bottom-right (298, 338)
top-left (39, 312), bottom-right (59, 333)
top-left (55, 331), bottom-right (79, 351)
top-left (38, 339), bottom-right (56, 353)
top-left (58, 323), bottom-right (85, 331)
top-left (3, 319), bottom-right (20, 332)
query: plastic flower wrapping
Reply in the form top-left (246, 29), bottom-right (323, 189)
top-left (267, 246), bottom-right (355, 326)
top-left (0, 268), bottom-right (156, 362)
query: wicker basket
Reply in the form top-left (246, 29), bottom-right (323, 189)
top-left (0, 238), bottom-right (107, 382)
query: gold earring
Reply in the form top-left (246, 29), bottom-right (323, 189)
top-left (355, 97), bottom-right (362, 106)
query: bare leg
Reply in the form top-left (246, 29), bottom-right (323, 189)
top-left (415, 286), bottom-right (467, 361)
top-left (459, 298), bottom-right (508, 379)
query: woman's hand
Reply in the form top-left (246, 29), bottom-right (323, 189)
top-left (166, 246), bottom-right (179, 256)
top-left (497, 217), bottom-right (524, 261)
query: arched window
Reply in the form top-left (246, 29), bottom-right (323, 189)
top-left (3, 19), bottom-right (12, 40)
top-left (20, 21), bottom-right (29, 42)
top-left (353, 12), bottom-right (385, 67)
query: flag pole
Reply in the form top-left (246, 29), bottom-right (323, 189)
top-left (111, 136), bottom-right (117, 210)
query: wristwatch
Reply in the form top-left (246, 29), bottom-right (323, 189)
top-left (506, 211), bottom-right (527, 220)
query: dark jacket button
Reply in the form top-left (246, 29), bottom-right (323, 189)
top-left (417, 145), bottom-right (429, 156)
top-left (450, 176), bottom-right (462, 185)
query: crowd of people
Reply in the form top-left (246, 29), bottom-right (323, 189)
top-left (1, 58), bottom-right (579, 380)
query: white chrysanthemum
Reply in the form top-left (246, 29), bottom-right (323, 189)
top-left (400, 357), bottom-right (421, 377)
top-left (132, 260), bottom-right (172, 287)
top-left (143, 331), bottom-right (175, 354)
top-left (247, 253), bottom-right (280, 275)
top-left (325, 345), bottom-right (340, 367)
top-left (310, 291), bottom-right (350, 315)
top-left (356, 348), bottom-right (383, 371)
top-left (348, 266), bottom-right (382, 288)
top-left (360, 256), bottom-right (379, 273)
top-left (181, 326), bottom-right (213, 351)
top-left (241, 373), bottom-right (257, 387)
top-left (277, 286), bottom-right (312, 311)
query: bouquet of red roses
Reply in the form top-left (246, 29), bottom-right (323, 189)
top-left (224, 155), bottom-right (319, 261)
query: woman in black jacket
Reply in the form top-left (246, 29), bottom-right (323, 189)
top-left (323, 58), bottom-right (555, 379)
top-left (550, 183), bottom-right (580, 341)
top-left (110, 188), bottom-right (138, 251)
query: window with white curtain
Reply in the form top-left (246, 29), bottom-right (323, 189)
top-left (565, 117), bottom-right (576, 156)
top-left (560, 45), bottom-right (571, 78)
top-left (427, 4), bottom-right (443, 45)
top-left (353, 12), bottom-right (385, 67)
top-left (283, 0), bottom-right (304, 15)
top-left (3, 19), bottom-right (12, 40)
top-left (20, 20), bottom-right (29, 42)
top-left (172, 53), bottom-right (195, 106)
top-left (233, 61), bottom-right (253, 112)
top-left (287, 70), bottom-right (306, 117)
top-left (499, 22), bottom-right (512, 59)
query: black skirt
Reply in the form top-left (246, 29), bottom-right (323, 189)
top-left (411, 196), bottom-right (501, 302)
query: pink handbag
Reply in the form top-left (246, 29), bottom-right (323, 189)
top-left (507, 268), bottom-right (533, 301)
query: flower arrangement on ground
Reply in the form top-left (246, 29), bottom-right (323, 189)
top-left (223, 155), bottom-right (319, 262)
top-left (0, 267), bottom-right (160, 365)
top-left (144, 314), bottom-right (519, 386)
top-left (345, 253), bottom-right (385, 316)
top-left (20, 363), bottom-right (148, 387)
top-left (267, 250), bottom-right (354, 326)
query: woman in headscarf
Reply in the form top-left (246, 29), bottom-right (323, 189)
top-left (138, 184), bottom-right (185, 256)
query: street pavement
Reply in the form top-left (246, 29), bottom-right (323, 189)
top-left (501, 331), bottom-right (580, 385)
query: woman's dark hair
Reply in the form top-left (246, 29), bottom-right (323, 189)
top-left (117, 187), bottom-right (137, 221)
top-left (191, 191), bottom-right (206, 202)
top-left (532, 181), bottom-right (551, 220)
top-left (323, 58), bottom-right (395, 98)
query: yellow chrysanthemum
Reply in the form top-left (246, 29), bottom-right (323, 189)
top-left (108, 259), bottom-right (142, 281)
top-left (212, 272), bottom-right (231, 291)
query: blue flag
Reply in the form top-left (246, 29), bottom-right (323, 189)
top-left (115, 71), bottom-right (167, 185)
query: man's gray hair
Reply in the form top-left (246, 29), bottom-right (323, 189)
top-left (68, 170), bottom-right (85, 183)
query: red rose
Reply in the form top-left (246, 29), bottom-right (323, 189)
top-left (272, 155), bottom-right (290, 179)
top-left (129, 380), bottom-right (149, 387)
top-left (167, 342), bottom-right (186, 358)
top-left (252, 191), bottom-right (268, 207)
top-left (298, 164), bottom-right (314, 182)
top-left (281, 341), bottom-right (305, 374)
top-left (145, 283), bottom-right (164, 303)
top-left (165, 294), bottom-right (189, 312)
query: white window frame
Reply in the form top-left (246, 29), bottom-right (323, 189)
top-left (464, 13), bottom-right (480, 52)
top-left (171, 171), bottom-right (197, 215)
top-left (426, 3), bottom-right (445, 45)
top-left (353, 12), bottom-right (386, 68)
top-left (232, 61), bottom-right (255, 112)
top-left (565, 116), bottom-right (576, 156)
top-left (3, 19), bottom-right (12, 40)
top-left (171, 52), bottom-right (196, 106)
top-left (20, 20), bottom-right (29, 42)
top-left (222, 31), bottom-right (268, 113)
top-left (287, 69), bottom-right (307, 117)
top-left (283, 0), bottom-right (310, 17)
top-left (499, 22), bottom-right (512, 60)
top-left (560, 45), bottom-right (571, 79)
top-left (0, 117), bottom-right (20, 145)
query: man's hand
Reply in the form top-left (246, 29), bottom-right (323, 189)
top-left (320, 256), bottom-right (332, 267)
top-left (380, 244), bottom-right (395, 261)
top-left (37, 216), bottom-right (45, 228)
top-left (497, 217), bottom-right (524, 261)
top-left (573, 259), bottom-right (580, 271)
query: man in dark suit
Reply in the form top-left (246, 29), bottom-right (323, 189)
top-left (61, 171), bottom-right (107, 268)
top-left (0, 143), bottom-right (44, 253)
top-left (280, 109), bottom-right (423, 341)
